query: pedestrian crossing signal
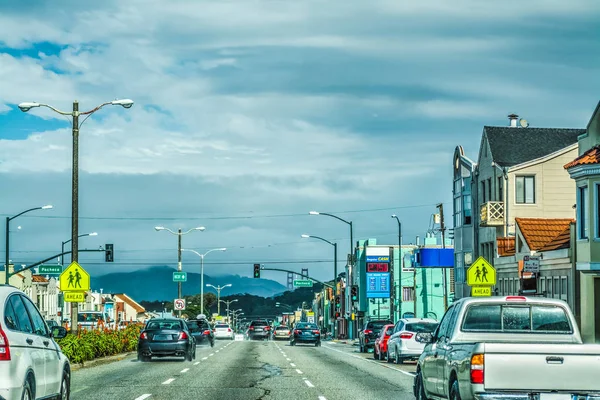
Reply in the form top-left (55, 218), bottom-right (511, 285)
top-left (253, 264), bottom-right (260, 278)
top-left (334, 312), bottom-right (341, 318)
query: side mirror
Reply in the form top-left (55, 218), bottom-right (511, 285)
top-left (416, 332), bottom-right (434, 344)
top-left (51, 326), bottom-right (68, 339)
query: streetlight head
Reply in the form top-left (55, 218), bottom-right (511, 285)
top-left (391, 214), bottom-right (397, 218)
top-left (224, 284), bottom-right (232, 288)
top-left (155, 226), bottom-right (165, 231)
top-left (18, 102), bottom-right (40, 112)
top-left (41, 205), bottom-right (53, 209)
top-left (111, 99), bottom-right (134, 109)
top-left (219, 248), bottom-right (227, 251)
top-left (301, 234), bottom-right (310, 238)
top-left (195, 227), bottom-right (206, 231)
top-left (89, 232), bottom-right (98, 236)
top-left (309, 211), bottom-right (320, 215)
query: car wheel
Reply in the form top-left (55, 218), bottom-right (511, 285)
top-left (450, 380), bottom-right (461, 400)
top-left (22, 377), bottom-right (34, 400)
top-left (386, 350), bottom-right (393, 363)
top-left (395, 351), bottom-right (403, 364)
top-left (187, 349), bottom-right (193, 362)
top-left (59, 368), bottom-right (70, 400)
top-left (414, 370), bottom-right (429, 400)
top-left (373, 348), bottom-right (379, 359)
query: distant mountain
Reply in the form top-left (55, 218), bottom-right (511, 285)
top-left (92, 266), bottom-right (287, 301)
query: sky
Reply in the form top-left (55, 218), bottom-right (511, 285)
top-left (1, 0), bottom-right (599, 287)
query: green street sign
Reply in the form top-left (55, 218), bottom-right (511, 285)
top-left (293, 280), bottom-right (313, 288)
top-left (173, 272), bottom-right (187, 282)
top-left (39, 265), bottom-right (62, 275)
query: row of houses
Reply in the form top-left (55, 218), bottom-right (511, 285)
top-left (3, 266), bottom-right (148, 325)
top-left (452, 102), bottom-right (600, 343)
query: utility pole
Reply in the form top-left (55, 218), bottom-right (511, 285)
top-left (437, 203), bottom-right (449, 311)
top-left (70, 100), bottom-right (80, 335)
top-left (177, 228), bottom-right (182, 318)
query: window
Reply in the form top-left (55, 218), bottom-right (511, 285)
top-left (596, 184), bottom-right (600, 238)
top-left (402, 287), bottom-right (415, 302)
top-left (516, 176), bottom-right (535, 204)
top-left (462, 304), bottom-right (572, 333)
top-left (9, 295), bottom-right (34, 334)
top-left (560, 277), bottom-right (568, 302)
top-left (482, 180), bottom-right (486, 203)
top-left (21, 296), bottom-right (48, 337)
top-left (579, 185), bottom-right (589, 239)
top-left (454, 196), bottom-right (462, 228)
top-left (487, 178), bottom-right (492, 202)
top-left (3, 297), bottom-right (19, 331)
top-left (463, 194), bottom-right (472, 225)
top-left (498, 177), bottom-right (503, 201)
top-left (553, 277), bottom-right (560, 299)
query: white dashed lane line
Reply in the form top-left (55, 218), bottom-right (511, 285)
top-left (202, 357), bottom-right (208, 360)
top-left (296, 369), bottom-right (303, 374)
top-left (134, 395), bottom-right (152, 400)
top-left (318, 396), bottom-right (327, 400)
top-left (194, 361), bottom-right (200, 365)
top-left (290, 363), bottom-right (296, 367)
top-left (162, 378), bottom-right (175, 385)
top-left (322, 344), bottom-right (416, 377)
top-left (180, 368), bottom-right (189, 373)
top-left (303, 379), bottom-right (314, 388)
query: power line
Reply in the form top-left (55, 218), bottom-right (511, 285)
top-left (0, 202), bottom-right (445, 221)
top-left (16, 260), bottom-right (334, 266)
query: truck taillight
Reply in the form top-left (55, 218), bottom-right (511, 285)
top-left (228, 328), bottom-right (232, 332)
top-left (505, 296), bottom-right (527, 302)
top-left (203, 330), bottom-right (211, 335)
top-left (470, 353), bottom-right (484, 384)
top-left (140, 332), bottom-right (148, 340)
top-left (0, 328), bottom-right (10, 361)
top-left (400, 332), bottom-right (414, 340)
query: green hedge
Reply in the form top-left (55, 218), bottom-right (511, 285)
top-left (56, 325), bottom-right (142, 364)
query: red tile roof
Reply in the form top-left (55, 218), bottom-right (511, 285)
top-left (497, 237), bottom-right (515, 256)
top-left (516, 218), bottom-right (574, 251)
top-left (564, 145), bottom-right (600, 169)
top-left (32, 275), bottom-right (49, 283)
top-left (114, 294), bottom-right (146, 313)
top-left (538, 225), bottom-right (572, 252)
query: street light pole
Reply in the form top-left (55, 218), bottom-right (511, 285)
top-left (206, 284), bottom-right (231, 315)
top-left (182, 248), bottom-right (227, 315)
top-left (4, 205), bottom-right (53, 284)
top-left (391, 215), bottom-right (402, 320)
top-left (155, 226), bottom-right (206, 318)
top-left (301, 234), bottom-right (338, 339)
top-left (18, 98), bottom-right (134, 334)
top-left (220, 299), bottom-right (238, 322)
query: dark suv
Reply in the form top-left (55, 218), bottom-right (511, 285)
top-left (246, 320), bottom-right (271, 340)
top-left (186, 318), bottom-right (214, 347)
top-left (359, 319), bottom-right (393, 352)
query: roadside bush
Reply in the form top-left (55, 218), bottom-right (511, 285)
top-left (56, 324), bottom-right (143, 364)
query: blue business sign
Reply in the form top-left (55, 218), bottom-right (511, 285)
top-left (366, 272), bottom-right (390, 298)
top-left (366, 255), bottom-right (390, 263)
top-left (417, 248), bottom-right (454, 267)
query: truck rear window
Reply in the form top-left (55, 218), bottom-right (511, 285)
top-left (462, 304), bottom-right (572, 333)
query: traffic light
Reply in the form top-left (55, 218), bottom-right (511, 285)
top-left (253, 264), bottom-right (261, 278)
top-left (351, 285), bottom-right (358, 302)
top-left (334, 312), bottom-right (341, 319)
top-left (335, 295), bottom-right (341, 308)
top-left (105, 244), bottom-right (114, 262)
top-left (448, 228), bottom-right (455, 240)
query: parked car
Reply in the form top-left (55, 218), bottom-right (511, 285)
top-left (186, 318), bottom-right (214, 347)
top-left (386, 318), bottom-right (438, 364)
top-left (0, 285), bottom-right (70, 400)
top-left (414, 296), bottom-right (600, 400)
top-left (138, 318), bottom-right (196, 361)
top-left (246, 320), bottom-right (271, 341)
top-left (373, 324), bottom-right (395, 360)
top-left (213, 323), bottom-right (234, 340)
top-left (272, 325), bottom-right (291, 340)
top-left (359, 318), bottom-right (393, 352)
top-left (290, 322), bottom-right (321, 346)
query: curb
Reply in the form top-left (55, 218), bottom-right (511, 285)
top-left (71, 352), bottom-right (135, 371)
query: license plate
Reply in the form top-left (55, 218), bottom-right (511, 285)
top-left (153, 334), bottom-right (169, 341)
top-left (255, 328), bottom-right (263, 332)
top-left (540, 394), bottom-right (571, 400)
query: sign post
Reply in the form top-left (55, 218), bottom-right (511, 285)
top-left (466, 256), bottom-right (496, 297)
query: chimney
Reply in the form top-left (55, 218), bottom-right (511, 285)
top-left (416, 235), bottom-right (420, 246)
top-left (508, 113), bottom-right (519, 127)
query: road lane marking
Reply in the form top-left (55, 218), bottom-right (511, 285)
top-left (209, 354), bottom-right (214, 357)
top-left (290, 363), bottom-right (296, 367)
top-left (194, 361), bottom-right (200, 365)
top-left (216, 350), bottom-right (220, 353)
top-left (322, 344), bottom-right (416, 377)
top-left (318, 397), bottom-right (327, 400)
top-left (181, 368), bottom-right (189, 373)
top-left (286, 358), bottom-right (291, 361)
top-left (134, 395), bottom-right (152, 400)
top-left (303, 379), bottom-right (314, 388)
top-left (162, 378), bottom-right (175, 385)
top-left (296, 369), bottom-right (303, 374)
top-left (202, 357), bottom-right (208, 360)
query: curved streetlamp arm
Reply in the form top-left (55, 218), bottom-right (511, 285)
top-left (305, 235), bottom-right (335, 247)
top-left (182, 248), bottom-right (202, 258)
top-left (318, 212), bottom-right (351, 226)
top-left (39, 103), bottom-right (71, 116)
top-left (9, 207), bottom-right (44, 221)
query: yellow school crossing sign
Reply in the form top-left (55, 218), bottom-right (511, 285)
top-left (467, 256), bottom-right (496, 297)
top-left (59, 261), bottom-right (90, 292)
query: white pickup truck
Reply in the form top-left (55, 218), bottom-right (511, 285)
top-left (414, 296), bottom-right (600, 400)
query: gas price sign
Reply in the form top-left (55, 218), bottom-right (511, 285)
top-left (366, 263), bottom-right (389, 273)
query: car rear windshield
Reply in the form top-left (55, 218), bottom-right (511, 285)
top-left (462, 304), bottom-right (572, 333)
top-left (147, 320), bottom-right (182, 330)
top-left (296, 323), bottom-right (318, 330)
top-left (405, 323), bottom-right (438, 333)
top-left (276, 326), bottom-right (289, 330)
top-left (368, 320), bottom-right (393, 329)
top-left (215, 324), bottom-right (229, 328)
top-left (250, 320), bottom-right (268, 327)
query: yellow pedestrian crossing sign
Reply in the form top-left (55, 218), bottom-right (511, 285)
top-left (467, 257), bottom-right (496, 286)
top-left (59, 261), bottom-right (90, 292)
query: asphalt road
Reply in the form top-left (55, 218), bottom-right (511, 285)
top-left (70, 339), bottom-right (417, 400)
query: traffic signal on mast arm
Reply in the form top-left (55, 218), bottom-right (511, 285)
top-left (351, 285), bottom-right (358, 302)
top-left (253, 264), bottom-right (261, 278)
top-left (335, 295), bottom-right (341, 308)
top-left (105, 244), bottom-right (114, 262)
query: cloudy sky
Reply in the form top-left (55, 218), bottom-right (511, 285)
top-left (1, 1), bottom-right (598, 287)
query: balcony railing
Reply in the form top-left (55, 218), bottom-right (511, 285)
top-left (480, 201), bottom-right (504, 226)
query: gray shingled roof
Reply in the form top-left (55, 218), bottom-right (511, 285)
top-left (484, 126), bottom-right (585, 167)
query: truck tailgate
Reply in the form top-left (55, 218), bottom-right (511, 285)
top-left (483, 343), bottom-right (600, 392)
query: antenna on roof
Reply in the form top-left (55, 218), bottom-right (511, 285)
top-left (519, 118), bottom-right (529, 128)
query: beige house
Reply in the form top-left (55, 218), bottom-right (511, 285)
top-left (564, 101), bottom-right (600, 343)
top-left (475, 115), bottom-right (583, 264)
top-left (114, 293), bottom-right (146, 322)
